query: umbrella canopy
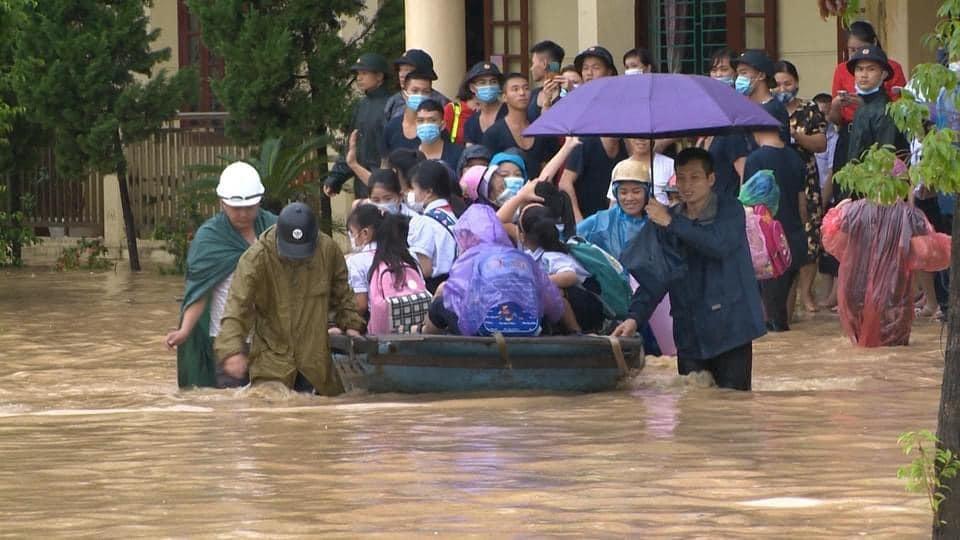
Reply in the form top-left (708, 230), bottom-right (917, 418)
top-left (524, 73), bottom-right (781, 139)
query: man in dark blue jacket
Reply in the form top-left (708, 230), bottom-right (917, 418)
top-left (613, 148), bottom-right (766, 390)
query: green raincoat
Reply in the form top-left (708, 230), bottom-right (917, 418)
top-left (214, 227), bottom-right (365, 395)
top-left (177, 209), bottom-right (277, 388)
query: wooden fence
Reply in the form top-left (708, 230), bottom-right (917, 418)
top-left (5, 115), bottom-right (253, 237)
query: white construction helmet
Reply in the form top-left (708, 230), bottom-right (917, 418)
top-left (216, 162), bottom-right (265, 207)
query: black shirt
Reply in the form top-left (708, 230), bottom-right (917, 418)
top-left (707, 132), bottom-right (749, 198)
top-left (528, 87), bottom-right (544, 122)
top-left (757, 98), bottom-right (792, 148)
top-left (435, 141), bottom-right (464, 173)
top-left (480, 118), bottom-right (559, 179)
top-left (380, 116), bottom-right (421, 157)
top-left (744, 145), bottom-right (809, 268)
top-left (564, 136), bottom-right (628, 218)
top-left (464, 105), bottom-right (508, 145)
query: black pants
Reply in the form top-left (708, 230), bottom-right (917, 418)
top-left (678, 342), bottom-right (753, 391)
top-left (761, 267), bottom-right (799, 331)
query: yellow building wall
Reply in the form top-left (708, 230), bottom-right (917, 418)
top-left (146, 1), bottom-right (180, 76)
top-left (529, 0), bottom-right (579, 67)
top-left (777, 0), bottom-right (838, 98)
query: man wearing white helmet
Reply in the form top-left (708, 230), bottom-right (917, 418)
top-left (164, 162), bottom-right (277, 389)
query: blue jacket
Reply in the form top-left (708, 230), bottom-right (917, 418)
top-left (628, 193), bottom-right (766, 360)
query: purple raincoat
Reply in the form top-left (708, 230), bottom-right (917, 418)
top-left (442, 205), bottom-right (565, 336)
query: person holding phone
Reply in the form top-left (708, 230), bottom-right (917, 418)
top-left (527, 40), bottom-right (565, 122)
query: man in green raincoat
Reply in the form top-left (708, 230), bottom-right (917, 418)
top-left (215, 202), bottom-right (365, 395)
top-left (166, 162), bottom-right (277, 388)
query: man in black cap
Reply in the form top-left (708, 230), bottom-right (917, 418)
top-left (732, 50), bottom-right (791, 146)
top-left (215, 202), bottom-right (365, 395)
top-left (383, 49), bottom-right (450, 121)
top-left (574, 45), bottom-right (618, 83)
top-left (843, 44), bottom-right (908, 170)
top-left (559, 45), bottom-right (624, 221)
top-left (324, 53), bottom-right (391, 200)
top-left (461, 61), bottom-right (506, 145)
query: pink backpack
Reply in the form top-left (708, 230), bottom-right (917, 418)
top-left (752, 204), bottom-right (792, 279)
top-left (367, 262), bottom-right (431, 335)
top-left (744, 207), bottom-right (774, 279)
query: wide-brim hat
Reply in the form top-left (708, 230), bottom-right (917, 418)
top-left (846, 45), bottom-right (893, 80)
top-left (276, 202), bottom-right (318, 260)
top-left (731, 49), bottom-right (775, 79)
top-left (574, 46), bottom-right (618, 76)
top-left (350, 52), bottom-right (389, 75)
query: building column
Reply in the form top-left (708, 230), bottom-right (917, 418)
top-left (404, 0), bottom-right (466, 99)
top-left (576, 0), bottom-right (635, 68)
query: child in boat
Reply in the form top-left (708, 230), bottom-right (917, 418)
top-left (519, 205), bottom-right (606, 333)
top-left (345, 205), bottom-right (419, 314)
top-left (423, 204), bottom-right (565, 336)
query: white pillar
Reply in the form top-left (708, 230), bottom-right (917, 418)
top-left (102, 174), bottom-right (125, 250)
top-left (404, 0), bottom-right (466, 99)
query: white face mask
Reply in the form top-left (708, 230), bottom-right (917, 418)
top-left (373, 201), bottom-right (401, 215)
top-left (624, 68), bottom-right (643, 76)
top-left (406, 191), bottom-right (425, 214)
top-left (348, 233), bottom-right (358, 252)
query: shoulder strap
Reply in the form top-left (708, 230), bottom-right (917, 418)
top-left (450, 102), bottom-right (462, 143)
top-left (424, 211), bottom-right (459, 258)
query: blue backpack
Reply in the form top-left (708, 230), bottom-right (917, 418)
top-left (474, 251), bottom-right (542, 336)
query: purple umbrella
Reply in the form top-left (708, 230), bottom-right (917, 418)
top-left (524, 73), bottom-right (781, 139)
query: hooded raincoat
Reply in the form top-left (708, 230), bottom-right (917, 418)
top-left (442, 205), bottom-right (564, 336)
top-left (575, 180), bottom-right (649, 259)
top-left (822, 199), bottom-right (951, 347)
top-left (177, 209), bottom-right (277, 388)
top-left (214, 227), bottom-right (365, 394)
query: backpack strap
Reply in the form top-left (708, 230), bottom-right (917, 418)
top-left (424, 211), bottom-right (459, 258)
top-left (450, 102), bottom-right (462, 143)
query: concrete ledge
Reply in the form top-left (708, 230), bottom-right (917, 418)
top-left (22, 237), bottom-right (176, 269)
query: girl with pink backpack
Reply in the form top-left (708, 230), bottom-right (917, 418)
top-left (345, 205), bottom-right (430, 335)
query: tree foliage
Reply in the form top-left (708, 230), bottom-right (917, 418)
top-left (186, 0), bottom-right (405, 145)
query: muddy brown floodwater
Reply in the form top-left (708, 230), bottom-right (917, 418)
top-left (0, 269), bottom-right (945, 538)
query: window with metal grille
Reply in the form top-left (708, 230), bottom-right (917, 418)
top-left (177, 0), bottom-right (224, 114)
top-left (483, 0), bottom-right (530, 75)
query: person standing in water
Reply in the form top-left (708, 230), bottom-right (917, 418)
top-left (215, 203), bottom-right (364, 395)
top-left (165, 162), bottom-right (277, 388)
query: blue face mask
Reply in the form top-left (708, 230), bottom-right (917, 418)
top-left (715, 76), bottom-right (735, 88)
top-left (735, 75), bottom-right (754, 96)
top-left (416, 123), bottom-right (441, 143)
top-left (406, 94), bottom-right (426, 111)
top-left (495, 176), bottom-right (525, 206)
top-left (559, 87), bottom-right (568, 98)
top-left (775, 89), bottom-right (797, 104)
top-left (856, 84), bottom-right (881, 96)
top-left (475, 84), bottom-right (501, 103)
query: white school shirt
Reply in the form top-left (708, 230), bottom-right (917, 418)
top-left (403, 205), bottom-right (457, 276)
top-left (208, 273), bottom-right (235, 337)
top-left (424, 198), bottom-right (458, 224)
top-left (346, 242), bottom-right (377, 294)
top-left (606, 153), bottom-right (674, 205)
top-left (529, 249), bottom-right (590, 284)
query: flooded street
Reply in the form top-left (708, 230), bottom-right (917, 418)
top-left (0, 268), bottom-right (943, 538)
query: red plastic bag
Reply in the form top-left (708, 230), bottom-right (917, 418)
top-left (823, 200), bottom-right (949, 348)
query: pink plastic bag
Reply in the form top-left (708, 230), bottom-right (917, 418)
top-left (744, 207), bottom-right (774, 279)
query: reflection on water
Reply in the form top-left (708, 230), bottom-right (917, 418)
top-left (0, 269), bottom-right (942, 537)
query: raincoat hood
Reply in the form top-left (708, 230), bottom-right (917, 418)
top-left (453, 204), bottom-right (514, 251)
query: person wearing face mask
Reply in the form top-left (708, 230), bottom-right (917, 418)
top-left (381, 70), bottom-right (437, 158)
top-left (774, 60), bottom-right (828, 314)
top-left (576, 159), bottom-right (652, 259)
top-left (698, 48), bottom-right (749, 198)
top-left (414, 99), bottom-right (463, 173)
top-left (366, 168), bottom-right (457, 295)
top-left (843, 46), bottom-right (909, 182)
top-left (383, 49), bottom-right (450, 121)
top-left (731, 50), bottom-right (791, 146)
top-left (460, 62), bottom-right (507, 145)
top-left (477, 152), bottom-right (528, 209)
top-left (622, 48), bottom-right (655, 75)
top-left (409, 160), bottom-right (459, 226)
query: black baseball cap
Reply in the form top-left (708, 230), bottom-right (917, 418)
top-left (846, 44), bottom-right (893, 80)
top-left (350, 53), bottom-right (389, 76)
top-left (394, 49), bottom-right (438, 80)
top-left (464, 61), bottom-right (504, 85)
top-left (574, 46), bottom-right (618, 76)
top-left (731, 50), bottom-right (775, 79)
top-left (276, 202), bottom-right (318, 260)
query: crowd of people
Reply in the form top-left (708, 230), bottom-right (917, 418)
top-left (165, 20), bottom-right (953, 395)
